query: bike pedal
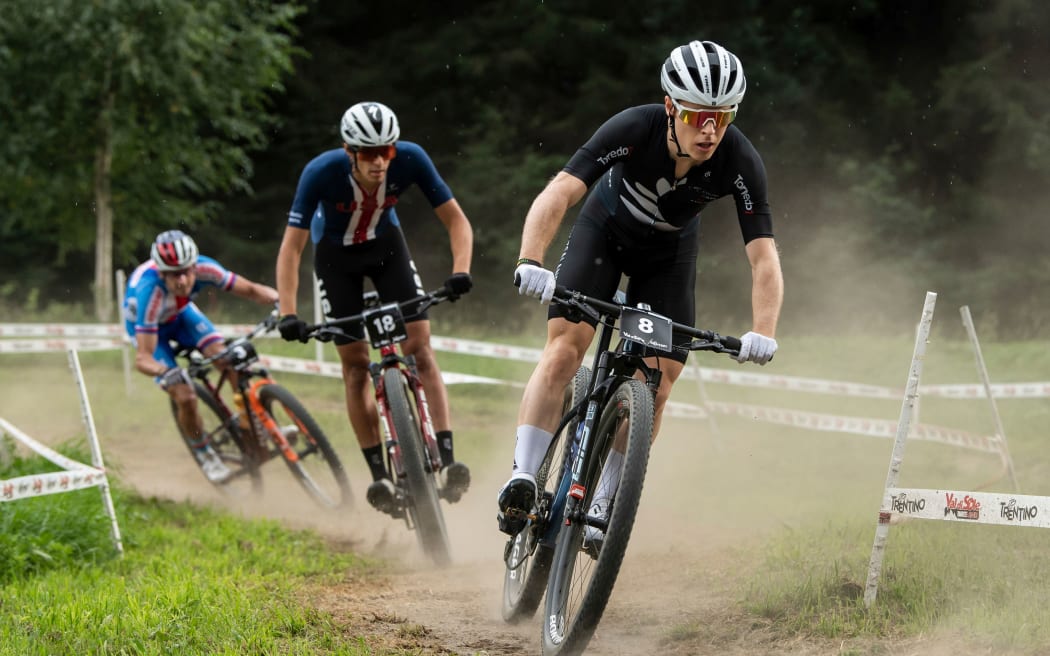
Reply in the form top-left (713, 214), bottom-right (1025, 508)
top-left (497, 509), bottom-right (529, 536)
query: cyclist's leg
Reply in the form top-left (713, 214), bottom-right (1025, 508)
top-left (334, 340), bottom-right (380, 450)
top-left (172, 308), bottom-right (233, 480)
top-left (371, 228), bottom-right (465, 474)
top-left (315, 240), bottom-right (389, 484)
top-left (499, 210), bottom-right (616, 527)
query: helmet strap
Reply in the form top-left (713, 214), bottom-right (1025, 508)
top-left (667, 113), bottom-right (691, 159)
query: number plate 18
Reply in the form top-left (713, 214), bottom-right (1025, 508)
top-left (363, 303), bottom-right (408, 347)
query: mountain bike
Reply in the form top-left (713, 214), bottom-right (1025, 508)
top-left (303, 285), bottom-right (460, 567)
top-left (170, 311), bottom-right (352, 508)
top-left (500, 287), bottom-right (741, 656)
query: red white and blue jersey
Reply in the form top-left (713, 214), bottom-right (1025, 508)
top-left (122, 255), bottom-right (236, 337)
top-left (287, 141), bottom-right (454, 246)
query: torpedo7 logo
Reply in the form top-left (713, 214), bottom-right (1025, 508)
top-left (597, 146), bottom-right (632, 166)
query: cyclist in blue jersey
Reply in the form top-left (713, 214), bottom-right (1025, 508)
top-left (275, 101), bottom-right (474, 515)
top-left (124, 230), bottom-right (279, 483)
top-left (497, 41), bottom-right (785, 543)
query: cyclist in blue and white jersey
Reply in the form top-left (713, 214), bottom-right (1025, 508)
top-left (498, 41), bottom-right (785, 541)
top-left (124, 230), bottom-right (279, 483)
top-left (275, 101), bottom-right (474, 514)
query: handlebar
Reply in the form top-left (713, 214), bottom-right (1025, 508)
top-left (180, 307), bottom-right (279, 374)
top-left (303, 286), bottom-right (456, 343)
top-left (550, 286), bottom-right (742, 355)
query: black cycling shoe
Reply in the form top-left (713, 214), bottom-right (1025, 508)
top-left (439, 461), bottom-right (471, 503)
top-left (366, 478), bottom-right (402, 518)
top-left (496, 474), bottom-right (536, 535)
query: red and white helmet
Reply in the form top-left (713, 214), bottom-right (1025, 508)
top-left (661, 40), bottom-right (746, 107)
top-left (150, 230), bottom-right (199, 271)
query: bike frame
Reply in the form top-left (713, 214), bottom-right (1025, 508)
top-left (534, 289), bottom-right (738, 547)
top-left (184, 329), bottom-right (299, 468)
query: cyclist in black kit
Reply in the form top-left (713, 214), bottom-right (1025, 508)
top-left (497, 40), bottom-right (784, 538)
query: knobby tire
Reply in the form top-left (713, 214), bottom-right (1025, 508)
top-left (171, 382), bottom-right (261, 493)
top-left (258, 384), bottom-right (352, 509)
top-left (384, 367), bottom-right (452, 567)
top-left (541, 377), bottom-right (654, 656)
top-left (502, 366), bottom-right (592, 623)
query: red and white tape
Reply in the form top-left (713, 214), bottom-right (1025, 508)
top-left (700, 400), bottom-right (1003, 454)
top-left (0, 417), bottom-right (108, 503)
top-left (4, 323), bottom-right (1050, 399)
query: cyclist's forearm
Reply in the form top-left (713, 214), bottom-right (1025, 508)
top-left (519, 172), bottom-right (586, 264)
top-left (747, 240), bottom-right (783, 336)
top-left (434, 199), bottom-right (473, 273)
top-left (276, 233), bottom-right (305, 315)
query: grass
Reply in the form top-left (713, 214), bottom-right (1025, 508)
top-left (0, 443), bottom-right (374, 655)
top-left (3, 328), bottom-right (1050, 653)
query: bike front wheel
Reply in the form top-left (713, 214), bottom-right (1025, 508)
top-left (502, 365), bottom-right (591, 623)
top-left (541, 377), bottom-right (654, 656)
top-left (171, 382), bottom-right (261, 494)
top-left (257, 383), bottom-right (352, 509)
top-left (384, 367), bottom-right (451, 566)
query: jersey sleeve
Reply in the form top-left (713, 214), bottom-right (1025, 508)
top-left (399, 142), bottom-right (454, 207)
top-left (193, 255), bottom-right (236, 291)
top-left (726, 130), bottom-right (774, 243)
top-left (287, 154), bottom-right (330, 230)
top-left (563, 106), bottom-right (652, 187)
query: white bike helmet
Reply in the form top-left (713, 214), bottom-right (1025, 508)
top-left (661, 40), bottom-right (746, 107)
top-left (339, 101), bottom-right (400, 147)
top-left (150, 230), bottom-right (199, 271)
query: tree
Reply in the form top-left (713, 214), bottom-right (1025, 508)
top-left (0, 0), bottom-right (304, 319)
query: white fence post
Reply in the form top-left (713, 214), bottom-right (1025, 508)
top-left (959, 305), bottom-right (1019, 492)
top-left (864, 291), bottom-right (937, 607)
top-left (67, 349), bottom-right (124, 556)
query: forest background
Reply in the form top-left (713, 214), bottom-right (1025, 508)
top-left (1, 0), bottom-right (1046, 339)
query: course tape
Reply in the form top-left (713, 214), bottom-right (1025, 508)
top-left (882, 487), bottom-right (1050, 528)
top-left (701, 401), bottom-right (1003, 455)
top-left (0, 417), bottom-right (108, 503)
top-left (256, 354), bottom-right (520, 387)
top-left (4, 323), bottom-right (1050, 399)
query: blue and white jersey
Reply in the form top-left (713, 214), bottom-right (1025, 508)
top-left (287, 141), bottom-right (454, 246)
top-left (123, 255), bottom-right (236, 337)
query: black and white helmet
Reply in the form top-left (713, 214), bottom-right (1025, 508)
top-left (150, 230), bottom-right (199, 271)
top-left (661, 40), bottom-right (746, 107)
top-left (339, 101), bottom-right (400, 147)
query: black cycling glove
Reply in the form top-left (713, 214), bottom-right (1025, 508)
top-left (159, 366), bottom-right (191, 390)
top-left (444, 272), bottom-right (473, 298)
top-left (277, 314), bottom-right (310, 343)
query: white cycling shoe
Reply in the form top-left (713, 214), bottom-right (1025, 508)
top-left (195, 447), bottom-right (231, 484)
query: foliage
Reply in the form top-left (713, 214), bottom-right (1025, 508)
top-left (0, 0), bottom-right (305, 308)
top-left (2, 0), bottom-right (1049, 335)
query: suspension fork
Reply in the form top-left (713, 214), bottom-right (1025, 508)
top-left (371, 361), bottom-right (405, 480)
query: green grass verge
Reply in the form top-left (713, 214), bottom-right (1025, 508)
top-left (0, 443), bottom-right (372, 655)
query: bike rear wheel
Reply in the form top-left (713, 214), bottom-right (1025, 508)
top-left (257, 383), bottom-right (352, 509)
top-left (502, 365), bottom-right (591, 623)
top-left (171, 382), bottom-right (261, 494)
top-left (384, 367), bottom-right (451, 566)
top-left (541, 377), bottom-right (654, 656)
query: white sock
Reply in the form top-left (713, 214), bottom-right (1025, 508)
top-left (591, 449), bottom-right (624, 513)
top-left (512, 425), bottom-right (554, 477)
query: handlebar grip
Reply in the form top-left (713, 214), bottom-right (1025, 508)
top-left (721, 335), bottom-right (742, 352)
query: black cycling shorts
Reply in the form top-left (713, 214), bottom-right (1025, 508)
top-left (549, 197), bottom-right (700, 364)
top-left (314, 226), bottom-right (426, 344)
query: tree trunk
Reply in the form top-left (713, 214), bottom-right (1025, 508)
top-left (93, 88), bottom-right (115, 322)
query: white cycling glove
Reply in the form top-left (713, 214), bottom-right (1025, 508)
top-left (514, 263), bottom-right (556, 304)
top-left (735, 331), bottom-right (777, 365)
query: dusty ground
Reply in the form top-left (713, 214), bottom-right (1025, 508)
top-left (85, 419), bottom-right (1005, 656)
top-left (0, 359), bottom-right (1024, 656)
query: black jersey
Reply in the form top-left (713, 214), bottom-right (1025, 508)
top-left (563, 104), bottom-right (773, 243)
